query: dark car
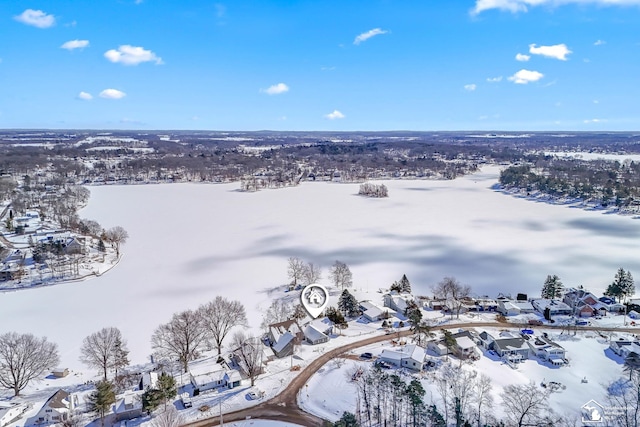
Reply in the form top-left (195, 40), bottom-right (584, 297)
top-left (360, 352), bottom-right (373, 359)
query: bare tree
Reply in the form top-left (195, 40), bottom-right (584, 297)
top-left (500, 381), bottom-right (550, 427)
top-left (433, 276), bottom-right (471, 319)
top-left (606, 374), bottom-right (640, 427)
top-left (198, 296), bottom-right (248, 355)
top-left (329, 260), bottom-right (353, 290)
top-left (260, 299), bottom-right (294, 330)
top-left (0, 332), bottom-right (60, 396)
top-left (151, 405), bottom-right (183, 427)
top-left (302, 262), bottom-right (322, 286)
top-left (231, 332), bottom-right (263, 386)
top-left (472, 373), bottom-right (494, 427)
top-left (287, 257), bottom-right (305, 286)
top-left (104, 226), bottom-right (129, 257)
top-left (80, 327), bottom-right (128, 381)
top-left (151, 310), bottom-right (208, 373)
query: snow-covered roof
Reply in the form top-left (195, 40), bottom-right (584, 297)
top-left (304, 325), bottom-right (328, 343)
top-left (456, 336), bottom-right (476, 350)
top-left (307, 317), bottom-right (333, 332)
top-left (272, 331), bottom-right (294, 353)
top-left (269, 319), bottom-right (302, 343)
top-left (380, 344), bottom-right (425, 363)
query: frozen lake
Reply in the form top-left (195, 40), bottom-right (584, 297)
top-left (1, 165), bottom-right (639, 370)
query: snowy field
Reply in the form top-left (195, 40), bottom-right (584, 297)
top-left (1, 165), bottom-right (640, 374)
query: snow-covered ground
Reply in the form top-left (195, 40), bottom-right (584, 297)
top-left (299, 326), bottom-right (633, 422)
top-left (1, 165), bottom-right (639, 372)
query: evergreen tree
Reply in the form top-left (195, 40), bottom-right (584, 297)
top-left (541, 275), bottom-right (563, 299)
top-left (97, 239), bottom-right (106, 253)
top-left (426, 404), bottom-right (447, 427)
top-left (325, 306), bottom-right (348, 329)
top-left (338, 289), bottom-right (360, 318)
top-left (142, 388), bottom-right (163, 414)
top-left (87, 381), bottom-right (116, 427)
top-left (443, 330), bottom-right (457, 353)
top-left (405, 301), bottom-right (423, 330)
top-left (334, 412), bottom-right (359, 427)
top-left (606, 268), bottom-right (635, 302)
top-left (399, 274), bottom-right (412, 293)
top-left (157, 372), bottom-right (177, 408)
top-left (112, 336), bottom-right (129, 378)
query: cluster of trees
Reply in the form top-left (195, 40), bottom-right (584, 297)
top-left (541, 274), bottom-right (564, 299)
top-left (606, 268), bottom-right (635, 303)
top-left (358, 182), bottom-right (388, 198)
top-left (499, 159), bottom-right (640, 210)
top-left (287, 257), bottom-right (324, 287)
top-left (432, 276), bottom-right (471, 319)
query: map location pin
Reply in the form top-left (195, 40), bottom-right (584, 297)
top-left (300, 283), bottom-right (329, 319)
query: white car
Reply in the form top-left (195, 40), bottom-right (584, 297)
top-left (247, 390), bottom-right (263, 400)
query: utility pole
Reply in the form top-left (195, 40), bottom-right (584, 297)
top-left (219, 399), bottom-right (223, 426)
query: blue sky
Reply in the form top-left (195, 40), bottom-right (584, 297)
top-left (1, 0), bottom-right (640, 131)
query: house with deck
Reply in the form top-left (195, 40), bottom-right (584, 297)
top-left (188, 357), bottom-right (242, 394)
top-left (379, 344), bottom-right (426, 371)
top-left (0, 402), bottom-right (30, 427)
top-left (34, 389), bottom-right (74, 424)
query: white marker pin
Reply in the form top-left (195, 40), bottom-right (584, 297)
top-left (300, 283), bottom-right (329, 319)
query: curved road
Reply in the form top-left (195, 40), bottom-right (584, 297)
top-left (184, 320), bottom-right (639, 427)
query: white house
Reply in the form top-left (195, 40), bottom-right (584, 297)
top-left (359, 301), bottom-right (390, 322)
top-left (531, 299), bottom-right (572, 316)
top-left (188, 358), bottom-right (242, 394)
top-left (114, 391), bottom-right (143, 421)
top-left (303, 317), bottom-right (333, 345)
top-left (34, 389), bottom-right (73, 424)
top-left (267, 319), bottom-right (303, 358)
top-left (497, 300), bottom-right (521, 316)
top-left (0, 402), bottom-right (30, 427)
top-left (383, 292), bottom-right (414, 314)
top-left (139, 372), bottom-right (159, 390)
top-left (526, 335), bottom-right (566, 366)
top-left (610, 339), bottom-right (640, 358)
top-left (379, 344), bottom-right (426, 371)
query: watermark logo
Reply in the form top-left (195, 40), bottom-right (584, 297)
top-left (300, 283), bottom-right (328, 318)
top-left (581, 399), bottom-right (605, 424)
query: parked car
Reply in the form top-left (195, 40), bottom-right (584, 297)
top-left (360, 352), bottom-right (373, 359)
top-left (375, 360), bottom-right (391, 369)
top-left (528, 319), bottom-right (543, 326)
top-left (247, 390), bottom-right (263, 400)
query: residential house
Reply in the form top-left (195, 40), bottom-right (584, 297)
top-left (610, 339), bottom-right (640, 358)
top-left (383, 292), bottom-right (415, 314)
top-left (599, 297), bottom-right (625, 314)
top-left (0, 402), bottom-right (30, 427)
top-left (303, 317), bottom-right (333, 345)
top-left (359, 301), bottom-right (390, 322)
top-left (139, 372), bottom-right (159, 390)
top-left (497, 300), bottom-right (521, 316)
top-left (52, 368), bottom-right (69, 378)
top-left (188, 358), bottom-right (242, 394)
top-left (564, 288), bottom-right (607, 317)
top-left (490, 334), bottom-right (530, 362)
top-left (451, 331), bottom-right (478, 359)
top-left (526, 335), bottom-right (567, 366)
top-left (426, 340), bottom-right (450, 356)
top-left (114, 392), bottom-right (143, 421)
top-left (267, 319), bottom-right (303, 358)
top-left (379, 344), bottom-right (426, 371)
top-left (423, 298), bottom-right (446, 311)
top-left (531, 299), bottom-right (572, 316)
top-left (34, 389), bottom-right (72, 424)
top-left (473, 298), bottom-right (498, 312)
top-left (476, 331), bottom-right (495, 351)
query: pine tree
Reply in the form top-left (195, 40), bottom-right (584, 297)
top-left (97, 239), bottom-right (106, 253)
top-left (87, 381), bottom-right (116, 427)
top-left (541, 275), bottom-right (563, 299)
top-left (399, 274), bottom-right (412, 293)
top-left (157, 372), bottom-right (177, 408)
top-left (338, 289), bottom-right (359, 318)
top-left (606, 268), bottom-right (635, 302)
top-left (334, 412), bottom-right (359, 427)
top-left (325, 307), bottom-right (348, 328)
top-left (142, 388), bottom-right (163, 414)
top-left (112, 336), bottom-right (129, 379)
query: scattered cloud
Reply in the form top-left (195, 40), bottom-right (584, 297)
top-left (594, 39), bottom-right (606, 46)
top-left (529, 43), bottom-right (572, 60)
top-left (325, 110), bottom-right (345, 120)
top-left (321, 66), bottom-right (336, 71)
top-left (464, 84), bottom-right (477, 91)
top-left (77, 91), bottom-right (93, 100)
top-left (135, 0), bottom-right (144, 4)
top-left (261, 83), bottom-right (290, 95)
top-left (515, 53), bottom-right (530, 62)
top-left (61, 40), bottom-right (89, 51)
top-left (472, 0), bottom-right (640, 15)
top-left (104, 45), bottom-right (163, 65)
top-left (215, 3), bottom-right (226, 18)
top-left (508, 69), bottom-right (544, 84)
top-left (584, 118), bottom-right (605, 123)
top-left (99, 89), bottom-right (126, 99)
top-left (354, 28), bottom-right (388, 45)
top-left (593, 99), bottom-right (600, 104)
top-left (486, 76), bottom-right (503, 83)
top-left (14, 9), bottom-right (55, 28)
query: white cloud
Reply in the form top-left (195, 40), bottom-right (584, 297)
top-left (529, 43), bottom-right (572, 60)
top-left (515, 53), bottom-right (530, 61)
top-left (508, 69), bottom-right (544, 84)
top-left (61, 40), bottom-right (89, 50)
top-left (261, 83), bottom-right (289, 95)
top-left (594, 39), bottom-right (606, 46)
top-left (104, 45), bottom-right (163, 65)
top-left (14, 9), bottom-right (55, 28)
top-left (77, 91), bottom-right (93, 100)
top-left (472, 0), bottom-right (640, 15)
top-left (584, 118), bottom-right (606, 123)
top-left (464, 84), bottom-right (477, 91)
top-left (486, 76), bottom-right (503, 82)
top-left (325, 110), bottom-right (345, 120)
top-left (354, 28), bottom-right (388, 45)
top-left (99, 89), bottom-right (127, 99)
